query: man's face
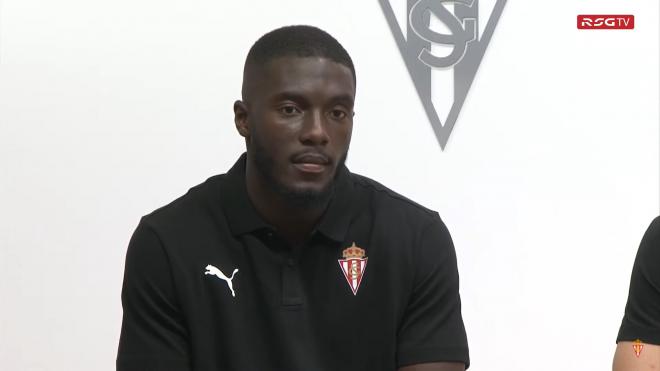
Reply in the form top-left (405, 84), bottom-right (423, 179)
top-left (237, 56), bottom-right (355, 205)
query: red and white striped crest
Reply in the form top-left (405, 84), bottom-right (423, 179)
top-left (338, 242), bottom-right (368, 295)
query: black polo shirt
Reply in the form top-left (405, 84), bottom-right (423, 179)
top-left (617, 216), bottom-right (660, 345)
top-left (117, 154), bottom-right (469, 371)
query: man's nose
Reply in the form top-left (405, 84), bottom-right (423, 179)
top-left (299, 109), bottom-right (329, 145)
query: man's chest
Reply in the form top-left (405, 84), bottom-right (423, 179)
top-left (165, 232), bottom-right (414, 370)
top-left (180, 232), bottom-right (410, 310)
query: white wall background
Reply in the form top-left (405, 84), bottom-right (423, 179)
top-left (1, 0), bottom-right (658, 370)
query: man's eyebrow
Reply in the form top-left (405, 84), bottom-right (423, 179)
top-left (268, 92), bottom-right (355, 107)
top-left (329, 94), bottom-right (355, 107)
top-left (269, 91), bottom-right (309, 103)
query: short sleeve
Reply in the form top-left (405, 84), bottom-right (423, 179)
top-left (617, 216), bottom-right (660, 345)
top-left (396, 214), bottom-right (469, 369)
top-left (117, 220), bottom-right (191, 371)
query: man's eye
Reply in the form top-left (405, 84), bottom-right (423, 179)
top-left (279, 106), bottom-right (299, 115)
top-left (330, 109), bottom-right (347, 120)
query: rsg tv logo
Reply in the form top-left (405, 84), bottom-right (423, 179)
top-left (379, 0), bottom-right (507, 149)
top-left (577, 15), bottom-right (634, 29)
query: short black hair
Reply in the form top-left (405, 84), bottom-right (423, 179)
top-left (244, 25), bottom-right (355, 84)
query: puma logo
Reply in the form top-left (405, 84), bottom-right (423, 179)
top-left (204, 264), bottom-right (239, 297)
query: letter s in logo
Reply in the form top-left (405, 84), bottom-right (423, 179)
top-left (409, 0), bottom-right (477, 68)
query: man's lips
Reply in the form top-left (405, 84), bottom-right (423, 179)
top-left (293, 163), bottom-right (326, 173)
top-left (292, 152), bottom-right (330, 165)
top-left (291, 152), bottom-right (331, 174)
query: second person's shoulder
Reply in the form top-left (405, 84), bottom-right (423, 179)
top-left (638, 216), bottom-right (660, 256)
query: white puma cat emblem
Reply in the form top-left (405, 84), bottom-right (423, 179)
top-left (204, 264), bottom-right (239, 297)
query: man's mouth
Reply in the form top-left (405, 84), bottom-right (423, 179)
top-left (291, 152), bottom-right (330, 174)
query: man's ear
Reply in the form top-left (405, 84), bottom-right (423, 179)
top-left (234, 100), bottom-right (250, 138)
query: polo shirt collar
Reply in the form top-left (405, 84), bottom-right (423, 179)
top-left (221, 154), bottom-right (271, 236)
top-left (314, 164), bottom-right (354, 243)
top-left (221, 153), bottom-right (354, 242)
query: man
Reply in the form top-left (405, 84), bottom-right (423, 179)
top-left (613, 217), bottom-right (660, 370)
top-left (117, 25), bottom-right (469, 371)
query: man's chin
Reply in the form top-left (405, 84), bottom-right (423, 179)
top-left (278, 182), bottom-right (334, 209)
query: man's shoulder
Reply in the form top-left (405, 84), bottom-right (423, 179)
top-left (642, 216), bottom-right (660, 246)
top-left (346, 171), bottom-right (439, 223)
top-left (140, 174), bottom-right (228, 229)
top-left (637, 215), bottom-right (660, 264)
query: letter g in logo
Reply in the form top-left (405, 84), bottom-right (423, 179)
top-left (409, 0), bottom-right (477, 68)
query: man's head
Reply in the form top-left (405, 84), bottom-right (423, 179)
top-left (234, 25), bottom-right (356, 208)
